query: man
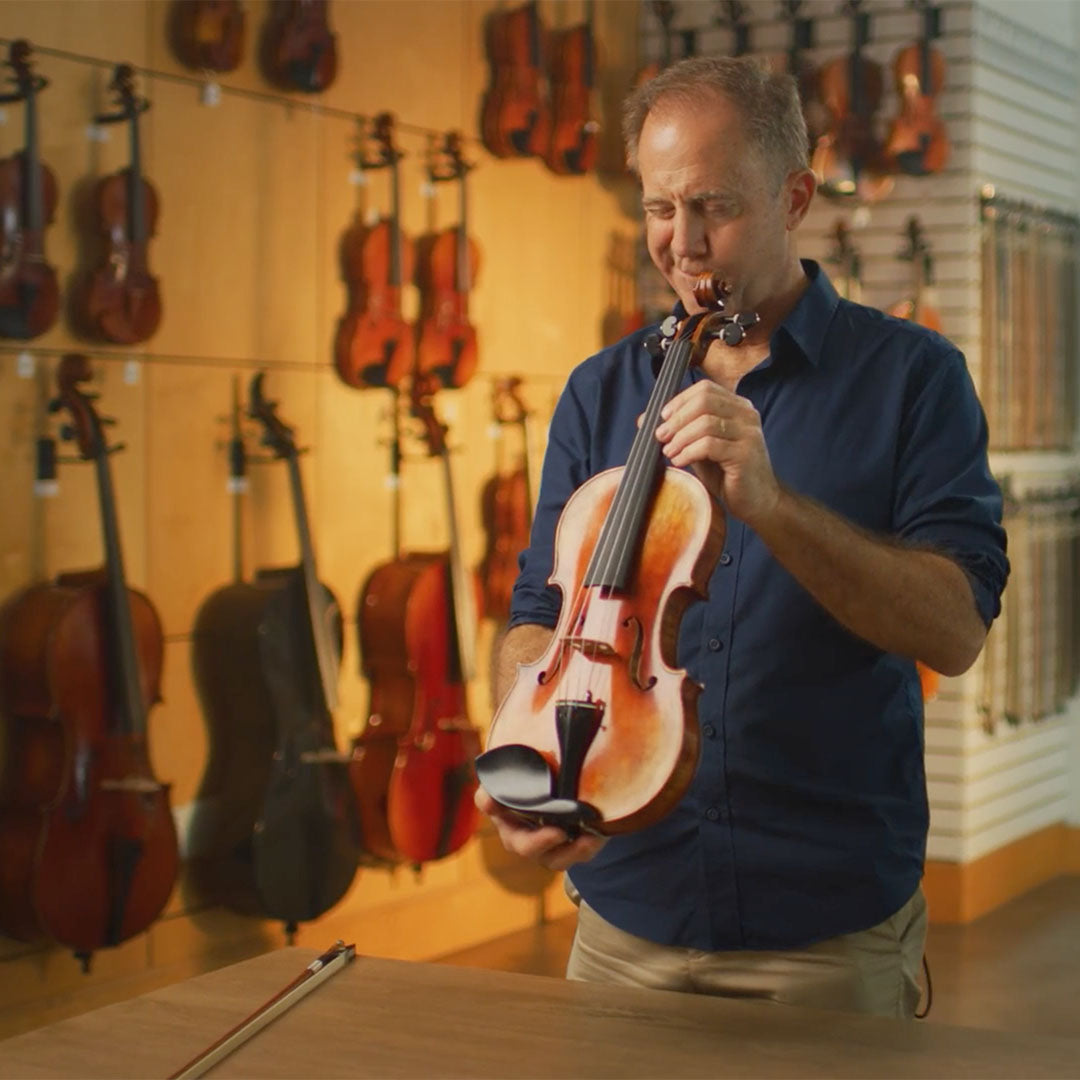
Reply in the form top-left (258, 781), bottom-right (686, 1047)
top-left (476, 56), bottom-right (1008, 1019)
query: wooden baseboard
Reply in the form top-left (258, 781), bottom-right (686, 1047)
top-left (924, 823), bottom-right (1080, 923)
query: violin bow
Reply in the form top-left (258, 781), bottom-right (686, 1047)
top-left (168, 941), bottom-right (356, 1079)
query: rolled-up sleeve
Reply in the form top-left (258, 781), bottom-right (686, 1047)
top-left (508, 368), bottom-right (594, 631)
top-left (892, 341), bottom-right (1010, 626)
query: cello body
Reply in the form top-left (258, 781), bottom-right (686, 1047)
top-left (0, 577), bottom-right (178, 954)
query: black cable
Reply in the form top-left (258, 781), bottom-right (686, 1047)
top-left (915, 952), bottom-right (933, 1019)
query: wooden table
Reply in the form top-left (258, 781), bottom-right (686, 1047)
top-left (1, 947), bottom-right (1077, 1079)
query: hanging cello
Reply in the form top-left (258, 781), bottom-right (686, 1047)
top-left (477, 277), bottom-right (757, 835)
top-left (0, 40), bottom-right (60, 340)
top-left (240, 373), bottom-right (361, 932)
top-left (76, 64), bottom-right (162, 345)
top-left (0, 354), bottom-right (178, 970)
top-left (334, 113), bottom-right (414, 391)
top-left (416, 131), bottom-right (481, 390)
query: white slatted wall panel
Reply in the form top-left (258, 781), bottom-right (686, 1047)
top-left (635, 0), bottom-right (1080, 862)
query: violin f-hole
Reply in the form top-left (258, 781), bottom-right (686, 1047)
top-left (624, 615), bottom-right (657, 692)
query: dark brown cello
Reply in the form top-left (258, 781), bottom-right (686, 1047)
top-left (260, 0), bottom-right (337, 93)
top-left (239, 372), bottom-right (360, 932)
top-left (416, 132), bottom-right (480, 390)
top-left (76, 64), bottom-right (162, 345)
top-left (477, 278), bottom-right (757, 835)
top-left (480, 1), bottom-right (550, 159)
top-left (0, 40), bottom-right (60, 341)
top-left (884, 0), bottom-right (948, 176)
top-left (334, 113), bottom-right (414, 391)
top-left (0, 354), bottom-right (178, 970)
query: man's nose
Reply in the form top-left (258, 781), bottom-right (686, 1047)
top-left (671, 208), bottom-right (706, 260)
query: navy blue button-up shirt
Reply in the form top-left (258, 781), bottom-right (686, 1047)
top-left (508, 261), bottom-right (1008, 951)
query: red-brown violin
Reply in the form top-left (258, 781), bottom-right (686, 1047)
top-left (77, 64), bottom-right (161, 345)
top-left (478, 278), bottom-right (758, 836)
top-left (335, 113), bottom-right (414, 391)
top-left (0, 40), bottom-right (59, 340)
top-left (545, 0), bottom-right (599, 175)
top-left (0, 354), bottom-right (178, 970)
top-left (169, 0), bottom-right (246, 73)
top-left (416, 132), bottom-right (480, 389)
top-left (260, 0), bottom-right (337, 93)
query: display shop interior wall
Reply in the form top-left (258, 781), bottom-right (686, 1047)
top-left (0, 0), bottom-right (640, 1037)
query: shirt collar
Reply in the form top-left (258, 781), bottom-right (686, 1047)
top-left (666, 259), bottom-right (839, 370)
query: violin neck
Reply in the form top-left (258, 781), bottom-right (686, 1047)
top-left (520, 411), bottom-right (539, 528)
top-left (23, 84), bottom-right (44, 235)
top-left (440, 448), bottom-right (476, 682)
top-left (285, 454), bottom-right (340, 711)
top-left (456, 172), bottom-right (470, 299)
top-left (94, 446), bottom-right (148, 738)
top-left (587, 335), bottom-right (694, 590)
top-left (388, 157), bottom-right (402, 288)
top-left (389, 387), bottom-right (402, 559)
top-left (127, 108), bottom-right (146, 247)
top-left (228, 377), bottom-right (246, 584)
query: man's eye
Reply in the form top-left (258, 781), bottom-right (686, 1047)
top-left (645, 205), bottom-right (674, 219)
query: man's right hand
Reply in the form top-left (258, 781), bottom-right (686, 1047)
top-left (475, 787), bottom-right (607, 871)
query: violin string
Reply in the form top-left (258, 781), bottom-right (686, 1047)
top-left (568, 334), bottom-right (690, 709)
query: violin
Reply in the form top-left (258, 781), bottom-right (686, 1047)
top-left (718, 1), bottom-right (751, 57)
top-left (0, 354), bottom-right (178, 970)
top-left (478, 378), bottom-right (538, 623)
top-left (77, 64), bottom-right (161, 345)
top-left (770, 1), bottom-right (827, 148)
top-left (480, 1), bottom-right (550, 159)
top-left (811, 0), bottom-right (893, 204)
top-left (168, 0), bottom-right (246, 73)
top-left (260, 0), bottom-right (337, 93)
top-left (632, 2), bottom-right (676, 87)
top-left (887, 216), bottom-right (942, 328)
top-left (884, 0), bottom-right (948, 176)
top-left (416, 132), bottom-right (480, 390)
top-left (236, 373), bottom-right (360, 931)
top-left (0, 40), bottom-right (59, 341)
top-left (334, 113), bottom-right (414, 390)
top-left (477, 278), bottom-right (758, 836)
top-left (350, 377), bottom-right (482, 865)
top-left (545, 0), bottom-right (599, 176)
top-left (826, 218), bottom-right (862, 304)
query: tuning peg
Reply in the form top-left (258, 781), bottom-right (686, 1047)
top-left (106, 441), bottom-right (127, 455)
top-left (99, 416), bottom-right (117, 426)
top-left (59, 424), bottom-right (76, 441)
top-left (47, 397), bottom-right (61, 413)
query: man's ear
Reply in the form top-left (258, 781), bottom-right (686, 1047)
top-left (786, 168), bottom-right (817, 229)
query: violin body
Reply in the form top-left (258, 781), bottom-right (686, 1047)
top-left (486, 466), bottom-right (721, 833)
top-left (0, 573), bottom-right (178, 954)
top-left (545, 21), bottom-right (598, 176)
top-left (0, 152), bottom-right (60, 339)
top-left (884, 42), bottom-right (948, 175)
top-left (480, 1), bottom-right (550, 159)
top-left (335, 217), bottom-right (415, 390)
top-left (416, 228), bottom-right (480, 389)
top-left (261, 0), bottom-right (337, 93)
top-left (81, 169), bottom-right (162, 345)
top-left (886, 294), bottom-right (942, 332)
top-left (169, 0), bottom-right (246, 72)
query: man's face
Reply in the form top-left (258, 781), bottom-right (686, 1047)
top-left (637, 95), bottom-right (793, 318)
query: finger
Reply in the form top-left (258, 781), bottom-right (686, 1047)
top-left (541, 833), bottom-right (608, 871)
top-left (661, 414), bottom-right (737, 460)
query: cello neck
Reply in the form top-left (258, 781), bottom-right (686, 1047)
top-left (23, 80), bottom-right (44, 239)
top-left (127, 103), bottom-right (146, 249)
top-left (388, 153), bottom-right (402, 290)
top-left (440, 441), bottom-right (476, 683)
top-left (284, 453), bottom-right (339, 711)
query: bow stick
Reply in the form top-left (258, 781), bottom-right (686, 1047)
top-left (169, 941), bottom-right (356, 1079)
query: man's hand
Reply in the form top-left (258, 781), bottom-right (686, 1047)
top-left (654, 381), bottom-right (780, 527)
top-left (474, 787), bottom-right (607, 871)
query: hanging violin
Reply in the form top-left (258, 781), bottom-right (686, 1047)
top-left (416, 132), bottom-right (480, 389)
top-left (260, 0), bottom-right (337, 93)
top-left (76, 64), bottom-right (161, 345)
top-left (0, 354), bottom-right (178, 970)
top-left (812, 0), bottom-right (893, 204)
top-left (884, 0), bottom-right (948, 176)
top-left (334, 113), bottom-right (414, 390)
top-left (826, 218), bottom-right (863, 304)
top-left (0, 40), bottom-right (59, 341)
top-left (886, 215), bottom-right (942, 332)
top-left (480, 1), bottom-right (550, 159)
top-left (545, 0), bottom-right (599, 176)
top-left (477, 278), bottom-right (757, 835)
top-left (169, 0), bottom-right (246, 73)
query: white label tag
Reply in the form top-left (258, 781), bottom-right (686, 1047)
top-left (226, 476), bottom-right (249, 494)
top-left (487, 422), bottom-right (501, 441)
top-left (200, 80), bottom-right (222, 107)
top-left (420, 180), bottom-right (436, 199)
top-left (349, 168), bottom-right (368, 187)
top-left (0, 107), bottom-right (7, 126)
top-left (34, 479), bottom-right (59, 499)
top-left (364, 207), bottom-right (381, 227)
top-left (123, 359), bottom-right (140, 385)
top-left (16, 351), bottom-right (34, 379)
top-left (384, 473), bottom-right (401, 491)
top-left (86, 123), bottom-right (109, 143)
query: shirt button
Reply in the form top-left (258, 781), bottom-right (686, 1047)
top-left (719, 552), bottom-right (732, 566)
top-left (702, 723), bottom-right (716, 739)
top-left (708, 637), bottom-right (724, 652)
top-left (705, 806), bottom-right (721, 822)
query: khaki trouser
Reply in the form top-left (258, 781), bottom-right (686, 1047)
top-left (565, 881), bottom-right (928, 1019)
